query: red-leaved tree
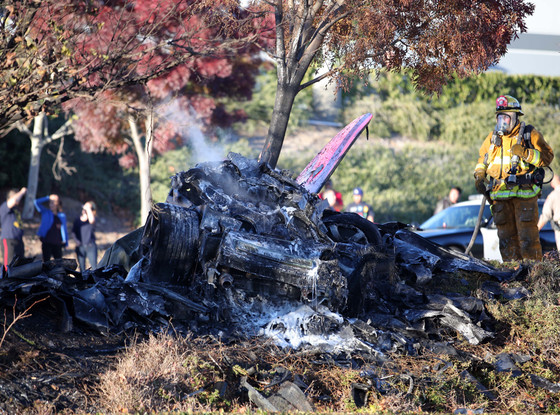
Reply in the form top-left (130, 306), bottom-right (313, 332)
top-left (1, 0), bottom-right (266, 220)
top-left (64, 2), bottom-right (266, 222)
top-left (0, 0), bottom-right (262, 134)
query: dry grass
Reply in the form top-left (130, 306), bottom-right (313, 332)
top-left (98, 331), bottom-right (212, 413)
top-left (95, 256), bottom-right (560, 414)
top-left (0, 296), bottom-right (47, 348)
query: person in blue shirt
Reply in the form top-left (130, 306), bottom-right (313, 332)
top-left (34, 194), bottom-right (68, 261)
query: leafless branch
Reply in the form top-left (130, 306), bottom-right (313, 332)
top-left (0, 296), bottom-right (49, 348)
top-left (49, 135), bottom-right (76, 181)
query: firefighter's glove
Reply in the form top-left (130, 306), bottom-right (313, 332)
top-left (474, 172), bottom-right (488, 195)
top-left (475, 178), bottom-right (488, 195)
top-left (511, 144), bottom-right (533, 162)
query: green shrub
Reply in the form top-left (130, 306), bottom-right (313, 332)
top-left (344, 98), bottom-right (437, 141)
top-left (329, 141), bottom-right (478, 224)
top-left (238, 68), bottom-right (314, 137)
top-left (522, 104), bottom-right (560, 175)
top-left (342, 71), bottom-right (560, 144)
top-left (438, 102), bottom-right (494, 146)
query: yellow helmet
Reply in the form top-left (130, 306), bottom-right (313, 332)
top-left (496, 95), bottom-right (524, 115)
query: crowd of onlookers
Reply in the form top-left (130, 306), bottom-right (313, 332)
top-left (0, 188), bottom-right (98, 273)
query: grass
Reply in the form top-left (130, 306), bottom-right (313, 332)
top-left (92, 255), bottom-right (560, 414)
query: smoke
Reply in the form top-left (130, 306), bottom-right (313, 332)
top-left (158, 99), bottom-right (226, 167)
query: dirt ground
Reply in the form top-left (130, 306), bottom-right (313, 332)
top-left (1, 198), bottom-right (136, 414)
top-left (0, 134), bottom-right (344, 414)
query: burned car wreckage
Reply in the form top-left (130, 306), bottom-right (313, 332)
top-left (0, 115), bottom-right (522, 358)
top-left (2, 153), bottom-right (519, 351)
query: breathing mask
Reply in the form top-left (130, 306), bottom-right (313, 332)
top-left (496, 113), bottom-right (513, 135)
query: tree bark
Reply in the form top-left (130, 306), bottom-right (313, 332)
top-left (19, 114), bottom-right (73, 220)
top-left (128, 114), bottom-right (153, 225)
top-left (258, 1), bottom-right (342, 169)
top-left (21, 114), bottom-right (46, 219)
top-left (259, 82), bottom-right (298, 169)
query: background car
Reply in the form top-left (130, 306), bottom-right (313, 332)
top-left (414, 196), bottom-right (555, 261)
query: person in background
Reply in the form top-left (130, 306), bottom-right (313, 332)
top-left (434, 186), bottom-right (462, 215)
top-left (537, 175), bottom-right (560, 251)
top-left (345, 187), bottom-right (374, 222)
top-left (72, 201), bottom-right (98, 272)
top-left (34, 194), bottom-right (68, 261)
top-left (319, 179), bottom-right (344, 211)
top-left (0, 187), bottom-right (27, 271)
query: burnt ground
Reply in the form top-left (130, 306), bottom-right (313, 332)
top-left (0, 149), bottom-right (556, 413)
top-left (0, 130), bottom-right (340, 414)
top-left (0, 199), bottom-right (134, 414)
top-left (0, 308), bottom-right (126, 414)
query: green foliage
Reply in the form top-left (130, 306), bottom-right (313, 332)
top-left (342, 71), bottom-right (560, 145)
top-left (330, 142), bottom-right (477, 224)
top-left (150, 147), bottom-right (192, 205)
top-left (225, 137), bottom-right (258, 159)
top-left (523, 103), bottom-right (560, 175)
top-left (347, 95), bottom-right (437, 140)
top-left (435, 71), bottom-right (560, 108)
top-left (438, 102), bottom-right (494, 146)
top-left (238, 67), bottom-right (314, 136)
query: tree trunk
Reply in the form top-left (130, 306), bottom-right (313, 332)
top-left (22, 113), bottom-right (47, 220)
top-left (128, 114), bottom-right (153, 225)
top-left (259, 81), bottom-right (299, 169)
top-left (258, 0), bottom-right (327, 169)
top-left (20, 114), bottom-right (73, 220)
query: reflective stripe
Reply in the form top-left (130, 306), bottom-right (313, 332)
top-left (531, 149), bottom-right (541, 165)
top-left (475, 163), bottom-right (487, 171)
top-left (489, 155), bottom-right (512, 167)
top-left (490, 183), bottom-right (541, 200)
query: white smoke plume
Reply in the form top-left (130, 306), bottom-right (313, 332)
top-left (158, 99), bottom-right (226, 167)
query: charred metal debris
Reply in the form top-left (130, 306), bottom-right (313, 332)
top-left (2, 153), bottom-right (524, 357)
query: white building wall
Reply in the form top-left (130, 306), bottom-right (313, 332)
top-left (491, 0), bottom-right (560, 77)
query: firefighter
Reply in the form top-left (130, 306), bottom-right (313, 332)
top-left (474, 95), bottom-right (554, 261)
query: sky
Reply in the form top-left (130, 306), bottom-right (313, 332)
top-left (524, 0), bottom-right (560, 35)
